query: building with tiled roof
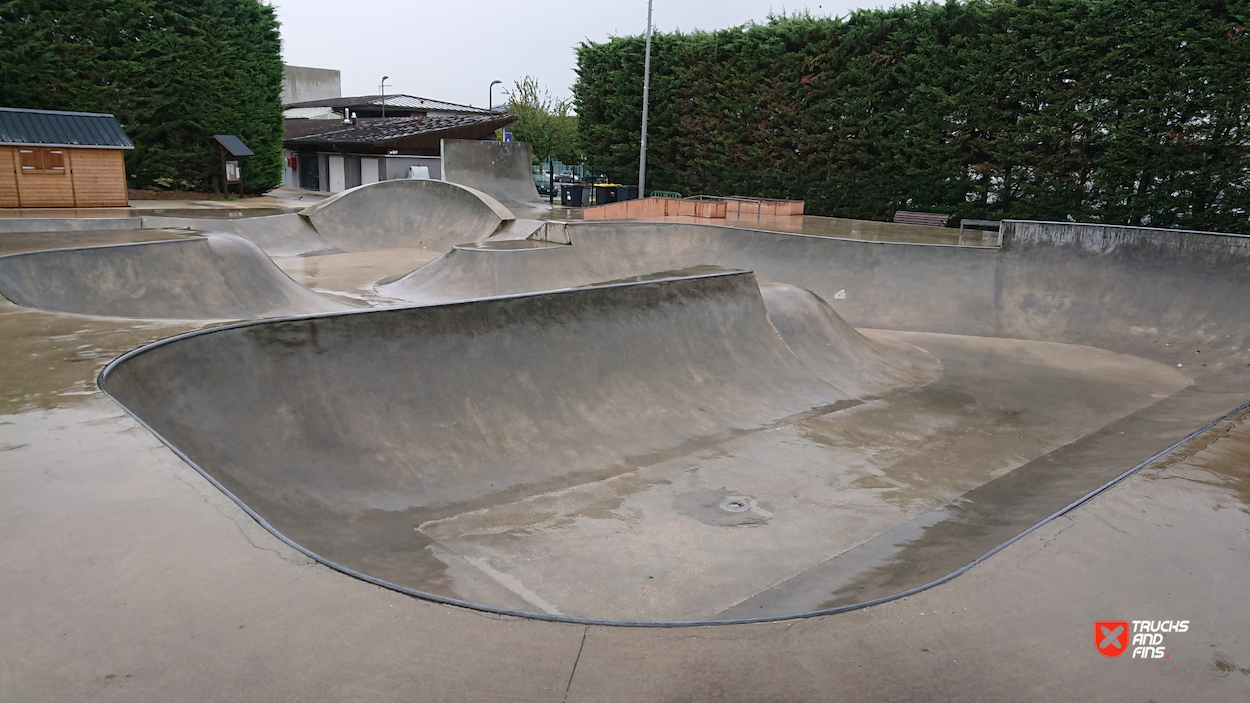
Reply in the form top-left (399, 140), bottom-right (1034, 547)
top-left (281, 109), bottom-right (516, 192)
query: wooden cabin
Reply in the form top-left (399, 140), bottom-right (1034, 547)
top-left (0, 107), bottom-right (134, 208)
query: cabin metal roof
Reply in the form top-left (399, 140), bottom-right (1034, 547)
top-left (0, 107), bottom-right (134, 149)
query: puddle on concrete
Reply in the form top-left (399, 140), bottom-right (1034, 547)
top-left (274, 248), bottom-right (442, 305)
top-left (0, 228), bottom-right (198, 256)
top-left (455, 240), bottom-right (566, 251)
top-left (0, 300), bottom-right (203, 415)
top-left (141, 208), bottom-right (293, 219)
top-left (1137, 408), bottom-right (1250, 515)
top-left (721, 394), bottom-right (1249, 620)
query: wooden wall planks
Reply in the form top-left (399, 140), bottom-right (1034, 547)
top-left (1, 145), bottom-right (129, 208)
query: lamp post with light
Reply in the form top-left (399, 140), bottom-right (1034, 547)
top-left (379, 75), bottom-right (391, 117)
top-left (489, 80), bottom-right (503, 113)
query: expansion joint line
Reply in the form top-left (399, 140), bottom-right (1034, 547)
top-left (563, 625), bottom-right (589, 702)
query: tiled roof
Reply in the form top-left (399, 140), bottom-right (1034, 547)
top-left (284, 114), bottom-right (515, 145)
top-left (284, 94), bottom-right (489, 114)
top-left (0, 107), bottom-right (134, 148)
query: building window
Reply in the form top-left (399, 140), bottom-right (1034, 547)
top-left (18, 148), bottom-right (66, 173)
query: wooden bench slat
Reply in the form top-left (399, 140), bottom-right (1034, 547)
top-left (893, 210), bottom-right (949, 227)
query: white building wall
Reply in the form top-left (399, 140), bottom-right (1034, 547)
top-left (281, 65), bottom-right (342, 105)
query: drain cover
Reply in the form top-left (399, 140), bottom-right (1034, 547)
top-left (719, 498), bottom-right (750, 513)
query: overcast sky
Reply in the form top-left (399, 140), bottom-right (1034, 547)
top-left (271, 0), bottom-right (886, 109)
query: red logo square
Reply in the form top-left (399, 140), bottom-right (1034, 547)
top-left (1096, 621), bottom-right (1129, 657)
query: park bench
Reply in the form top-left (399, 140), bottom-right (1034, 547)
top-left (893, 210), bottom-right (950, 227)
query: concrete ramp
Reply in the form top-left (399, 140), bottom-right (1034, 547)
top-left (487, 219), bottom-right (546, 241)
top-left (92, 216), bottom-right (1250, 624)
top-left (441, 138), bottom-right (546, 210)
top-left (98, 247), bottom-right (1206, 623)
top-left (299, 178), bottom-right (515, 252)
top-left (142, 180), bottom-right (518, 258)
top-left (103, 270), bottom-right (949, 618)
top-left (384, 220), bottom-right (1250, 349)
top-left (377, 239), bottom-right (582, 304)
top-left (0, 234), bottom-right (352, 319)
top-left (142, 213), bottom-right (335, 258)
top-left (760, 282), bottom-right (941, 398)
top-left (331, 218), bottom-right (1250, 623)
top-left (381, 221), bottom-right (997, 324)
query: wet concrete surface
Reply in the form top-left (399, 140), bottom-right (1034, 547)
top-left (0, 300), bottom-right (204, 416)
top-left (567, 414), bottom-right (1250, 701)
top-left (0, 198), bottom-right (301, 221)
top-left (274, 248), bottom-right (443, 306)
top-left (456, 239), bottom-right (569, 251)
top-left (1, 289), bottom-right (1246, 698)
top-left (132, 206), bottom-right (295, 218)
top-left (0, 312), bottom-right (586, 700)
top-left (0, 207), bottom-right (144, 219)
top-left (556, 209), bottom-right (1003, 246)
top-left (0, 228), bottom-right (198, 256)
top-left (1, 208), bottom-right (1248, 699)
top-left (419, 331), bottom-right (1186, 620)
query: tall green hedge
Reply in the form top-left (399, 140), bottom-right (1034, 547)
top-left (575, 0), bottom-right (1250, 232)
top-left (0, 0), bottom-right (284, 193)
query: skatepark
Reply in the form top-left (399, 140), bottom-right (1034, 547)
top-left (1, 139), bottom-right (1248, 699)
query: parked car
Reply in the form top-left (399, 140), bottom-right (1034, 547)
top-left (533, 172), bottom-right (552, 195)
top-left (554, 168), bottom-right (576, 183)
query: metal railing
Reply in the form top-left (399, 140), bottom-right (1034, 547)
top-left (959, 218), bottom-right (1003, 247)
top-left (688, 195), bottom-right (762, 222)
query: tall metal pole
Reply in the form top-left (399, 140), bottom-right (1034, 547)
top-left (489, 80), bottom-right (502, 113)
top-left (380, 76), bottom-right (390, 117)
top-left (638, 0), bottom-right (653, 196)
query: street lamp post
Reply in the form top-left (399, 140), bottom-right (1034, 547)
top-left (379, 75), bottom-right (391, 117)
top-left (489, 80), bottom-right (503, 113)
top-left (638, 0), bottom-right (654, 197)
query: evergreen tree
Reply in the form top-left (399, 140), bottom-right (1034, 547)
top-left (0, 0), bottom-right (285, 193)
